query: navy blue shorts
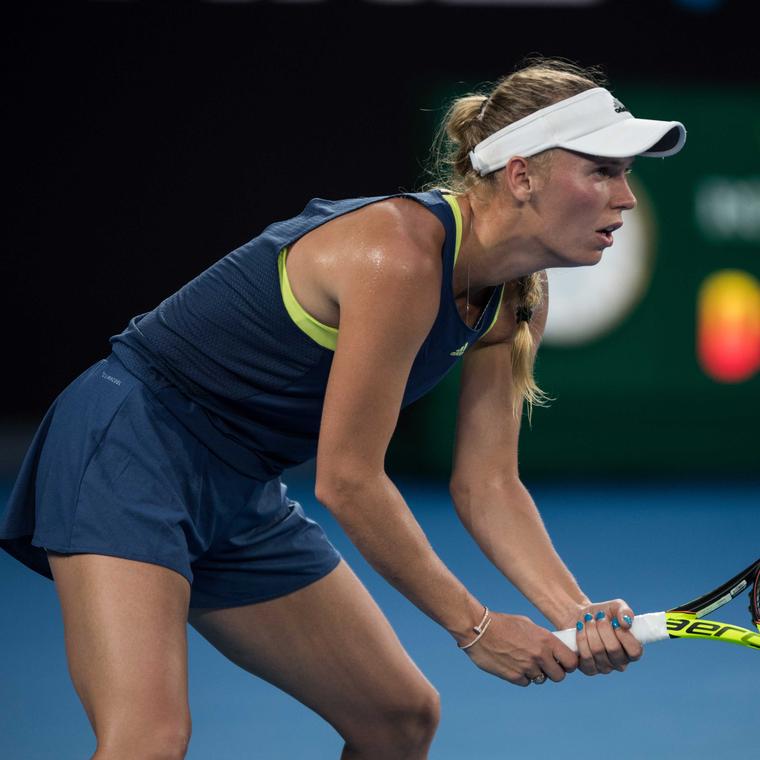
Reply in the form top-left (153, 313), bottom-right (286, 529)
top-left (0, 354), bottom-right (341, 608)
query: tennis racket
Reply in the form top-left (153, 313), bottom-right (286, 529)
top-left (553, 558), bottom-right (760, 652)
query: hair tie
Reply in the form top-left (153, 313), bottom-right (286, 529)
top-left (516, 306), bottom-right (533, 324)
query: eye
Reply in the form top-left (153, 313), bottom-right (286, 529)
top-left (594, 165), bottom-right (633, 177)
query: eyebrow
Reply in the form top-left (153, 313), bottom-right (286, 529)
top-left (589, 155), bottom-right (636, 169)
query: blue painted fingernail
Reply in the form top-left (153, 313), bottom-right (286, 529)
top-left (584, 613), bottom-right (593, 622)
top-left (595, 611), bottom-right (605, 621)
top-left (612, 618), bottom-right (620, 629)
top-left (623, 615), bottom-right (632, 626)
top-left (576, 621), bottom-right (584, 631)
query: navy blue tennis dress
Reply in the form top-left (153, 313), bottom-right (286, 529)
top-left (0, 189), bottom-right (504, 608)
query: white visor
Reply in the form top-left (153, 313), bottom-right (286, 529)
top-left (469, 87), bottom-right (686, 176)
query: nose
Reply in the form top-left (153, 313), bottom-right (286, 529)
top-left (614, 176), bottom-right (637, 211)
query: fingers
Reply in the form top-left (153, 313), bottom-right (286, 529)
top-left (526, 646), bottom-right (576, 685)
top-left (504, 651), bottom-right (571, 686)
top-left (611, 603), bottom-right (644, 661)
top-left (574, 617), bottom-right (599, 675)
top-left (575, 601), bottom-right (644, 676)
top-left (533, 634), bottom-right (578, 683)
top-left (592, 611), bottom-right (628, 671)
top-left (551, 640), bottom-right (578, 674)
top-left (537, 654), bottom-right (567, 683)
top-left (501, 668), bottom-right (547, 688)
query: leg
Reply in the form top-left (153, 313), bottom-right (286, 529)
top-left (48, 551), bottom-right (192, 760)
top-left (189, 560), bottom-right (440, 760)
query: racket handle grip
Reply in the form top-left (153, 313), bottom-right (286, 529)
top-left (552, 612), bottom-right (668, 652)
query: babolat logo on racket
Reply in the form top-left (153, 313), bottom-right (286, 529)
top-left (612, 97), bottom-right (629, 114)
top-left (666, 613), bottom-right (760, 649)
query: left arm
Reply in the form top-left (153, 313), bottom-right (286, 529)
top-left (449, 274), bottom-right (642, 673)
top-left (453, 470), bottom-right (590, 630)
top-left (449, 275), bottom-right (586, 628)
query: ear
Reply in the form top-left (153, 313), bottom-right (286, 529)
top-left (500, 156), bottom-right (536, 202)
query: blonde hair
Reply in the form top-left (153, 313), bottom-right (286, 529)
top-left (425, 56), bottom-right (607, 421)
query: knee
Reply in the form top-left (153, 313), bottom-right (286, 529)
top-left (396, 686), bottom-right (440, 747)
top-left (146, 726), bottom-right (192, 760)
top-left (96, 720), bottom-right (192, 760)
top-left (347, 684), bottom-right (441, 756)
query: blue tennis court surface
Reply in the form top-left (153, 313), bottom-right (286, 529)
top-left (1, 477), bottom-right (757, 759)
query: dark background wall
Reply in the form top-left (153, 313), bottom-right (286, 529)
top-left (3, 0), bottom-right (758, 478)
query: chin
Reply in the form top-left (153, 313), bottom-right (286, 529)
top-left (587, 248), bottom-right (605, 265)
top-left (546, 243), bottom-right (604, 268)
top-left (558, 249), bottom-right (604, 268)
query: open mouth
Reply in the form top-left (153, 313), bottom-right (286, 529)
top-left (597, 230), bottom-right (613, 246)
top-left (596, 222), bottom-right (622, 247)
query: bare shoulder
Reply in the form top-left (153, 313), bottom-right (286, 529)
top-left (343, 196), bottom-right (446, 272)
top-left (319, 196), bottom-right (444, 298)
top-left (285, 195), bottom-right (445, 328)
top-left (332, 197), bottom-right (444, 312)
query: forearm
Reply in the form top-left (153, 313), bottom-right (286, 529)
top-left (452, 477), bottom-right (589, 628)
top-left (317, 473), bottom-right (484, 644)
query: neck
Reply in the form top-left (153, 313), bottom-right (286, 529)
top-left (451, 190), bottom-right (548, 299)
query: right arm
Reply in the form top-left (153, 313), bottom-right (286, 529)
top-left (314, 207), bottom-right (483, 643)
top-left (313, 204), bottom-right (576, 684)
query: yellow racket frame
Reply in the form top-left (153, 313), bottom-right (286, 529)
top-left (665, 612), bottom-right (760, 650)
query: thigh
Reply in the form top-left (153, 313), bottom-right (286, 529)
top-left (188, 560), bottom-right (436, 735)
top-left (48, 551), bottom-right (192, 748)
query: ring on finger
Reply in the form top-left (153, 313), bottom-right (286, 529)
top-left (531, 672), bottom-right (547, 685)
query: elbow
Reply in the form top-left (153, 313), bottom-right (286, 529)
top-left (449, 471), bottom-right (523, 510)
top-left (314, 474), bottom-right (349, 512)
top-left (314, 467), bottom-right (382, 515)
top-left (449, 477), bottom-right (480, 522)
top-left (448, 477), bottom-right (469, 509)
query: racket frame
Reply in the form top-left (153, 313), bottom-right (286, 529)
top-left (668, 558), bottom-right (759, 620)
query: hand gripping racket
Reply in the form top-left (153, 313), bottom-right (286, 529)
top-left (553, 558), bottom-right (760, 652)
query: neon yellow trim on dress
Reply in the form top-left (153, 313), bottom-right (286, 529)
top-left (441, 193), bottom-right (463, 265)
top-left (480, 284), bottom-right (505, 339)
top-left (278, 247), bottom-right (338, 351)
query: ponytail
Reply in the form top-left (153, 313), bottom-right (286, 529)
top-left (511, 272), bottom-right (551, 423)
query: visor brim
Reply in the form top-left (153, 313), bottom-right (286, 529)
top-left (558, 118), bottom-right (686, 159)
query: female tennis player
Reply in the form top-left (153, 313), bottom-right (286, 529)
top-left (1, 58), bottom-right (685, 759)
